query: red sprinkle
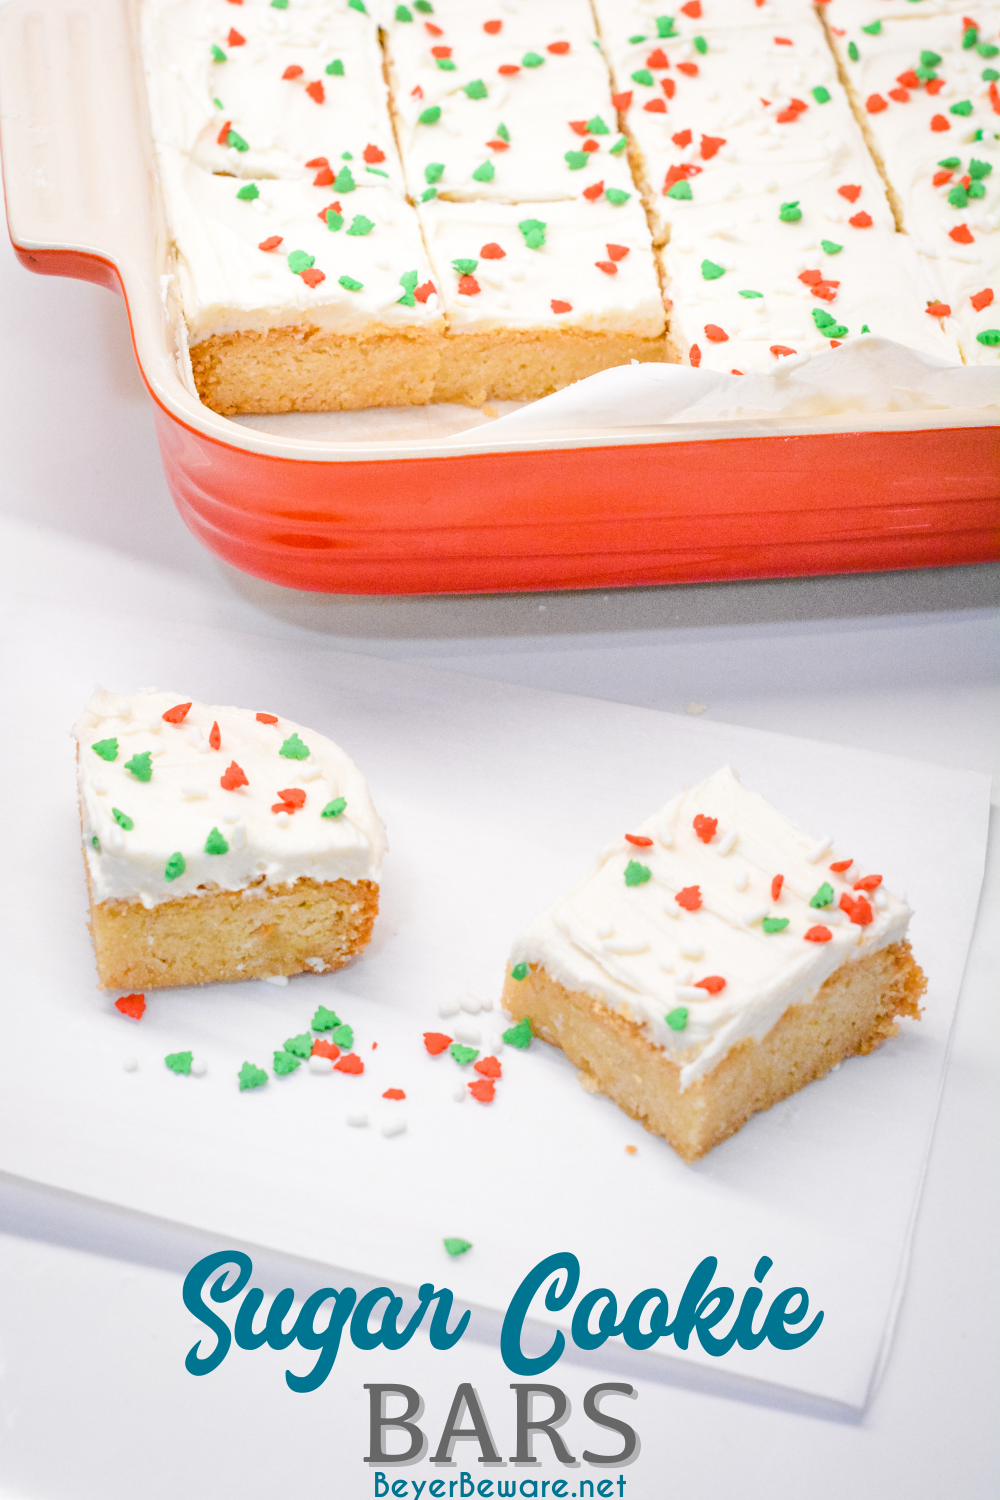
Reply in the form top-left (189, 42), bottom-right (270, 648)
top-left (646, 48), bottom-right (669, 69)
top-left (625, 833), bottom-right (654, 846)
top-left (926, 301), bottom-right (951, 317)
top-left (971, 288), bottom-right (994, 311)
top-left (693, 814), bottom-right (717, 843)
top-left (704, 323), bottom-right (728, 342)
top-left (162, 702), bottom-right (192, 723)
top-left (424, 21), bottom-right (442, 35)
top-left (829, 858), bottom-right (853, 872)
top-left (889, 87), bottom-right (910, 103)
top-left (484, 19), bottom-right (502, 34)
top-left (611, 91), bottom-right (633, 110)
top-left (774, 35), bottom-right (793, 45)
top-left (990, 80), bottom-right (1000, 113)
top-left (569, 120), bottom-right (589, 135)
top-left (458, 275), bottom-right (481, 296)
top-left (551, 300), bottom-right (572, 314)
top-left (313, 166), bottom-right (335, 186)
top-left (689, 343), bottom-right (702, 367)
top-left (305, 156), bottom-right (329, 168)
top-left (930, 114), bottom-right (950, 132)
top-left (383, 1088), bottom-right (406, 1100)
top-left (596, 260), bottom-right (618, 275)
top-left (364, 143), bottom-right (386, 163)
top-left (840, 893), bottom-right (874, 926)
top-left (414, 280), bottom-right (437, 303)
top-left (776, 98), bottom-right (808, 123)
top-left (897, 70), bottom-right (919, 88)
top-left (300, 267), bottom-right (326, 288)
top-left (282, 65), bottom-right (303, 79)
top-left (838, 185), bottom-right (862, 203)
top-left (672, 129), bottom-right (692, 147)
top-left (481, 242), bottom-right (506, 259)
top-left (256, 712), bottom-right (278, 724)
top-left (228, 28), bottom-right (245, 45)
top-left (771, 874), bottom-right (784, 901)
top-left (950, 224), bottom-right (974, 244)
top-left (664, 163), bottom-right (702, 190)
top-left (853, 874), bottom-right (882, 891)
top-left (312, 1038), bottom-right (340, 1060)
top-left (582, 139), bottom-right (600, 153)
top-left (220, 761), bottom-right (248, 791)
top-left (115, 993), bottom-right (146, 1020)
top-left (607, 243), bottom-right (629, 261)
top-left (926, 78), bottom-right (945, 96)
top-left (548, 41), bottom-right (570, 54)
top-left (468, 1078), bottom-right (496, 1103)
top-left (487, 138), bottom-right (510, 151)
top-left (335, 1053), bottom-right (364, 1075)
top-left (499, 64), bottom-right (520, 75)
top-left (662, 78), bottom-right (676, 98)
top-left (866, 93), bottom-right (887, 113)
top-left (316, 199), bottom-right (342, 222)
top-left (645, 98), bottom-right (668, 112)
top-left (771, 345), bottom-right (796, 357)
top-left (680, 1), bottom-right (702, 15)
top-left (804, 926), bottom-right (832, 943)
top-left (475, 1055), bottom-right (503, 1078)
top-left (217, 119), bottom-right (232, 145)
top-left (676, 885), bottom-right (702, 911)
top-left (677, 62), bottom-right (699, 76)
top-left (209, 721), bottom-right (221, 751)
top-left (849, 211), bottom-right (873, 227)
top-left (701, 134), bottom-right (726, 159)
top-left (423, 1032), bottom-right (453, 1055)
top-left (694, 976), bottom-right (726, 994)
top-left (305, 80), bottom-right (325, 104)
top-left (431, 45), bottom-right (452, 58)
top-left (275, 787), bottom-right (306, 809)
top-left (259, 235), bottom-right (283, 251)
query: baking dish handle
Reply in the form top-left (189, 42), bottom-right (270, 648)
top-left (0, 0), bottom-right (157, 301)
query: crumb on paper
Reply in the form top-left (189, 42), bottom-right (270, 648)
top-left (625, 1145), bottom-right (638, 1155)
top-left (578, 1069), bottom-right (600, 1094)
top-left (685, 701), bottom-right (707, 717)
top-left (480, 404), bottom-right (498, 418)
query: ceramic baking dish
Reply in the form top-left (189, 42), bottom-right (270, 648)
top-left (2, 0), bottom-right (998, 595)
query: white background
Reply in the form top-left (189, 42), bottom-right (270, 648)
top-left (0, 164), bottom-right (998, 1497)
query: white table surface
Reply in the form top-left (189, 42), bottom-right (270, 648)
top-left (0, 181), bottom-right (998, 1499)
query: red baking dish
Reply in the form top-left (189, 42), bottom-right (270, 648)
top-left (2, 0), bottom-right (998, 595)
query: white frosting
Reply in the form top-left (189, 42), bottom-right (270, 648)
top-left (418, 195), bottom-right (666, 335)
top-left (508, 766), bottom-right (912, 1089)
top-left (384, 0), bottom-right (635, 203)
top-left (827, 12), bottom-right (1000, 364)
top-left (74, 688), bottom-right (386, 905)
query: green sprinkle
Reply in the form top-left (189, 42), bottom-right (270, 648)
top-left (436, 57), bottom-right (456, 70)
top-left (414, 0), bottom-right (433, 10)
top-left (968, 179), bottom-right (986, 199)
top-left (450, 1043), bottom-right (479, 1065)
top-left (348, 0), bottom-right (367, 11)
top-left (496, 122), bottom-right (510, 142)
top-left (963, 25), bottom-right (978, 47)
top-left (606, 187), bottom-right (631, 204)
top-left (273, 1050), bottom-right (301, 1076)
top-left (326, 209), bottom-right (344, 231)
top-left (984, 67), bottom-right (1000, 80)
top-left (238, 1062), bottom-right (268, 1091)
top-left (124, 751), bottom-right (152, 782)
top-left (339, 275), bottom-right (363, 291)
top-left (464, 79), bottom-right (488, 98)
top-left (284, 1033), bottom-right (312, 1059)
top-left (862, 20), bottom-right (882, 34)
top-left (92, 836), bottom-right (100, 850)
top-left (419, 105), bottom-right (441, 124)
top-left (444, 1238), bottom-right (472, 1257)
top-left (656, 16), bottom-right (677, 38)
top-left (211, 44), bottom-right (227, 63)
top-left (92, 738), bottom-right (118, 761)
top-left (848, 41), bottom-right (859, 61)
top-left (948, 185), bottom-right (970, 208)
top-left (421, 187), bottom-right (437, 201)
top-left (950, 100), bottom-right (974, 116)
top-left (398, 269), bottom-right (417, 306)
top-left (812, 307), bottom-right (836, 328)
top-left (452, 258), bottom-right (478, 274)
top-left (366, 169), bottom-right (389, 181)
top-left (810, 882), bottom-right (835, 908)
top-left (395, 4), bottom-right (413, 18)
top-left (610, 134), bottom-right (627, 154)
top-left (312, 1006), bottom-right (341, 1032)
top-left (969, 158), bottom-right (993, 179)
top-left (334, 166), bottom-right (356, 192)
top-left (271, 0), bottom-right (288, 7)
top-left (424, 163), bottom-right (445, 185)
top-left (812, 85), bottom-right (831, 104)
top-left (112, 807), bottom-right (133, 831)
top-left (629, 34), bottom-right (646, 44)
top-left (915, 65), bottom-right (938, 80)
top-left (824, 324), bottom-right (848, 338)
top-left (738, 289), bottom-right (763, 298)
top-left (287, 250), bottom-right (315, 275)
top-left (279, 732), bottom-right (310, 759)
top-left (821, 239), bottom-right (843, 254)
top-left (165, 1051), bottom-right (193, 1075)
top-left (472, 160), bottom-right (495, 182)
top-left (227, 129), bottom-right (249, 152)
top-left (693, 35), bottom-right (707, 54)
top-left (631, 68), bottom-right (655, 86)
top-left (522, 52), bottom-right (544, 68)
top-left (921, 50), bottom-right (942, 67)
top-left (861, 323), bottom-right (870, 333)
top-left (938, 156), bottom-right (961, 169)
top-left (204, 827), bottom-right (229, 855)
top-left (502, 1017), bottom-right (532, 1049)
top-left (164, 852), bottom-right (185, 882)
top-left (665, 1007), bottom-right (688, 1031)
top-left (586, 115), bottom-right (610, 135)
top-left (565, 151), bottom-right (589, 169)
top-left (701, 259), bottom-right (725, 280)
top-left (779, 200), bottom-right (802, 222)
top-left (979, 44), bottom-right (1000, 59)
top-left (236, 183), bottom-right (259, 200)
top-left (321, 796), bottom-right (347, 818)
top-left (762, 917), bottom-right (790, 934)
top-left (976, 329), bottom-right (1000, 345)
top-left (511, 962), bottom-right (529, 981)
top-left (666, 179), bottom-right (692, 200)
top-left (347, 214), bottom-right (375, 236)
top-left (519, 218), bottom-right (546, 249)
top-left (624, 859), bottom-right (652, 886)
top-left (330, 1024), bottom-right (354, 1049)
top-left (326, 58), bottom-right (344, 75)
top-left (213, 98), bottom-right (223, 108)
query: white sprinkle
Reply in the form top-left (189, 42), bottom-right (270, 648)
top-left (873, 887), bottom-right (888, 909)
top-left (485, 1034), bottom-right (505, 1054)
top-left (452, 1086), bottom-right (467, 1103)
top-left (805, 836), bottom-right (832, 863)
top-left (744, 904), bottom-right (770, 925)
top-left (595, 920), bottom-right (614, 938)
top-left (676, 966), bottom-right (694, 984)
top-left (346, 1109), bottom-right (369, 1127)
top-left (438, 1000), bottom-right (460, 1018)
top-left (275, 811), bottom-right (290, 828)
top-left (676, 985), bottom-right (706, 1002)
top-left (148, 743), bottom-right (165, 756)
top-left (190, 1058), bottom-right (207, 1077)
top-left (232, 822), bottom-right (247, 850)
top-left (298, 764), bottom-right (323, 781)
top-left (381, 1117), bottom-right (407, 1138)
top-left (685, 701), bottom-right (707, 716)
top-left (453, 1022), bottom-right (481, 1045)
top-left (309, 1055), bottom-right (334, 1074)
top-left (262, 974), bottom-right (289, 987)
top-left (716, 829), bottom-right (737, 855)
top-left (109, 829), bottom-right (125, 852)
top-left (732, 870), bottom-right (749, 891)
top-left (604, 937), bottom-right (650, 955)
top-left (123, 1057), bottom-right (139, 1072)
top-left (180, 785), bottom-right (207, 799)
top-left (480, 997), bottom-right (494, 1012)
top-left (92, 779), bottom-right (108, 795)
top-left (659, 958), bottom-right (674, 974)
top-left (459, 994), bottom-right (482, 1015)
top-left (680, 942), bottom-right (703, 960)
top-left (221, 812), bottom-right (238, 824)
top-left (658, 825), bottom-right (674, 848)
top-left (663, 902), bottom-right (681, 919)
top-left (140, 892), bottom-right (155, 910)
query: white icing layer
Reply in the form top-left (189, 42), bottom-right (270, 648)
top-left (75, 689), bottom-right (386, 905)
top-left (508, 766), bottom-right (912, 1089)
